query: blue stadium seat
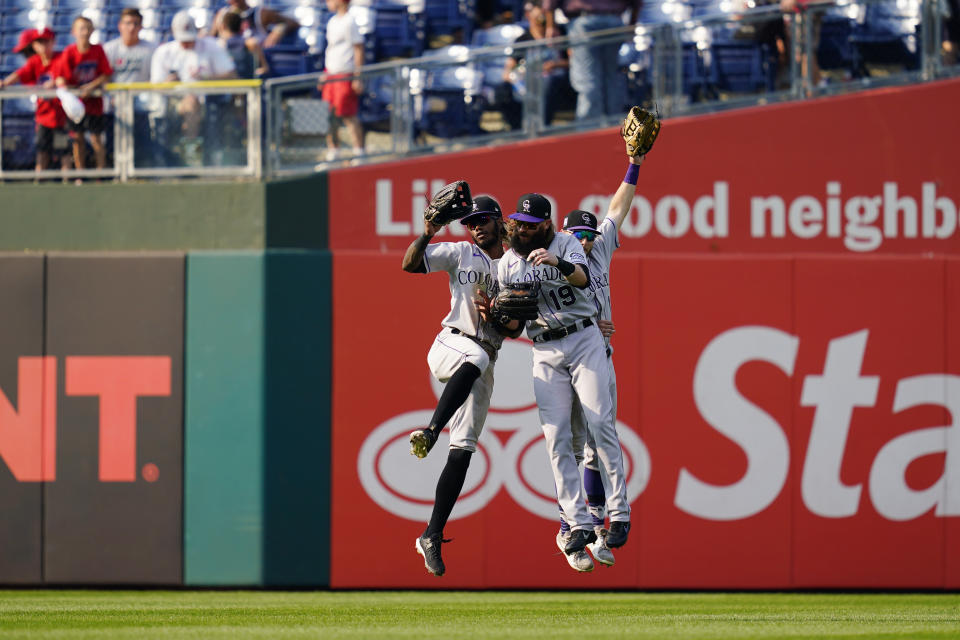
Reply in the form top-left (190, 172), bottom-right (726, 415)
top-left (817, 11), bottom-right (856, 71)
top-left (470, 23), bottom-right (524, 92)
top-left (369, 1), bottom-right (425, 60)
top-left (264, 43), bottom-right (315, 77)
top-left (708, 41), bottom-right (775, 92)
top-left (849, 0), bottom-right (920, 74)
top-left (2, 9), bottom-right (50, 30)
top-left (412, 47), bottom-right (484, 137)
top-left (421, 0), bottom-right (474, 42)
top-left (358, 71), bottom-right (395, 127)
top-left (1, 114), bottom-right (36, 170)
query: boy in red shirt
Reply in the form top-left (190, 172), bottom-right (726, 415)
top-left (0, 27), bottom-right (69, 171)
top-left (54, 16), bottom-right (113, 171)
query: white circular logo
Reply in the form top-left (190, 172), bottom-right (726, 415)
top-left (581, 213), bottom-right (591, 224)
top-left (523, 200), bottom-right (531, 212)
top-left (357, 340), bottom-right (651, 521)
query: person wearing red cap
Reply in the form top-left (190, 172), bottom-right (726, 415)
top-left (0, 27), bottom-right (70, 172)
top-left (54, 16), bottom-right (113, 173)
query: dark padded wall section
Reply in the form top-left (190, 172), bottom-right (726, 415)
top-left (263, 250), bottom-right (331, 585)
top-left (265, 173), bottom-right (328, 249)
top-left (43, 254), bottom-right (184, 584)
top-left (0, 255), bottom-right (46, 584)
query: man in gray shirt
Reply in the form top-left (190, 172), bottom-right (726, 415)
top-left (103, 9), bottom-right (156, 84)
top-left (103, 9), bottom-right (156, 165)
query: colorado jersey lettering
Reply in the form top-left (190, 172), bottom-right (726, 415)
top-left (423, 241), bottom-right (503, 350)
top-left (585, 216), bottom-right (619, 351)
top-left (498, 232), bottom-right (593, 340)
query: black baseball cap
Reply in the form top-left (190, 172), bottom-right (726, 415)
top-left (509, 193), bottom-right (551, 223)
top-left (460, 195), bottom-right (503, 225)
top-left (563, 210), bottom-right (602, 234)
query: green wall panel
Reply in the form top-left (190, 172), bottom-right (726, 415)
top-left (185, 252), bottom-right (265, 585)
top-left (184, 250), bottom-right (331, 587)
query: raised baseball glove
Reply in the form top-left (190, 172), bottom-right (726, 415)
top-left (620, 106), bottom-right (661, 158)
top-left (492, 281), bottom-right (541, 324)
top-left (424, 180), bottom-right (473, 226)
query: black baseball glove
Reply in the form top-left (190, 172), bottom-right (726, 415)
top-left (424, 180), bottom-right (473, 226)
top-left (492, 281), bottom-right (541, 324)
top-left (620, 106), bottom-right (661, 157)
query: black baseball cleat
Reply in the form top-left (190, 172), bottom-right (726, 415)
top-left (415, 532), bottom-right (447, 576)
top-left (606, 521), bottom-right (631, 548)
top-left (409, 428), bottom-right (437, 459)
top-left (563, 528), bottom-right (598, 554)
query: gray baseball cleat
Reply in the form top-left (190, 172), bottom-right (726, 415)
top-left (409, 429), bottom-right (437, 459)
top-left (606, 520), bottom-right (631, 548)
top-left (556, 531), bottom-right (594, 572)
top-left (587, 528), bottom-right (615, 567)
top-left (415, 532), bottom-right (447, 576)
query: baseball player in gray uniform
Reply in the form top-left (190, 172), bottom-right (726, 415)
top-left (401, 196), bottom-right (515, 577)
top-left (496, 193), bottom-right (630, 573)
top-left (561, 153), bottom-right (646, 568)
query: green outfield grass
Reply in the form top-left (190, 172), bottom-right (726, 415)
top-left (0, 591), bottom-right (958, 639)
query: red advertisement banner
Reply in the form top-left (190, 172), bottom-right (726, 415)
top-left (332, 254), bottom-right (959, 588)
top-left (327, 79), bottom-right (960, 255)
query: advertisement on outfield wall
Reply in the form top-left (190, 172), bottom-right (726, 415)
top-left (0, 255), bottom-right (184, 585)
top-left (327, 79), bottom-right (960, 255)
top-left (331, 253), bottom-right (959, 589)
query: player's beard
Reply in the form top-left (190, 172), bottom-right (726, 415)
top-left (510, 224), bottom-right (554, 257)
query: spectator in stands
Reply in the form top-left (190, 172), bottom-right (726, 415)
top-left (104, 9), bottom-right (156, 84)
top-left (54, 16), bottom-right (113, 173)
top-left (0, 27), bottom-right (71, 172)
top-left (543, 0), bottom-right (638, 120)
top-left (151, 10), bottom-right (236, 163)
top-left (104, 8), bottom-right (157, 167)
top-left (218, 11), bottom-right (269, 78)
top-left (319, 0), bottom-right (364, 159)
top-left (210, 0), bottom-right (301, 49)
top-left (779, 0), bottom-right (821, 90)
top-left (945, 0), bottom-right (959, 65)
top-left (493, 0), bottom-right (575, 129)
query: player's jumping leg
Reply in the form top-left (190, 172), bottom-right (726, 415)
top-left (416, 447), bottom-right (473, 576)
top-left (410, 361), bottom-right (482, 458)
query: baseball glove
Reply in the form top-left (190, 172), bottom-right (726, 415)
top-left (424, 180), bottom-right (473, 226)
top-left (620, 106), bottom-right (661, 158)
top-left (491, 281), bottom-right (541, 323)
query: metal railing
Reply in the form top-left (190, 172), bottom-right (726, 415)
top-left (264, 0), bottom-right (958, 177)
top-left (1, 0), bottom-right (956, 181)
top-left (0, 80), bottom-right (261, 181)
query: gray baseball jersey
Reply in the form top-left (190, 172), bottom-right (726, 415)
top-left (497, 233), bottom-right (591, 340)
top-left (499, 231), bottom-right (630, 531)
top-left (424, 241), bottom-right (504, 351)
top-left (586, 217), bottom-right (618, 343)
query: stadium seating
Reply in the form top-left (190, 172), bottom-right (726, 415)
top-left (849, 0), bottom-right (921, 74)
top-left (411, 45), bottom-right (484, 137)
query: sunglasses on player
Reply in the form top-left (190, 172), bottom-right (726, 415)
top-left (514, 220), bottom-right (542, 230)
top-left (464, 215), bottom-right (492, 228)
top-left (573, 230), bottom-right (597, 241)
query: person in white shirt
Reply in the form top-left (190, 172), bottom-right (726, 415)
top-left (318, 0), bottom-right (364, 158)
top-left (150, 10), bottom-right (236, 145)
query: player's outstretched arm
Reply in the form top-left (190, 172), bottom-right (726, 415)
top-left (605, 155), bottom-right (645, 232)
top-left (401, 219), bottom-right (443, 273)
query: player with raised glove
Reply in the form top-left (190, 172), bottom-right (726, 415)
top-left (620, 106), bottom-right (661, 158)
top-left (423, 180), bottom-right (473, 226)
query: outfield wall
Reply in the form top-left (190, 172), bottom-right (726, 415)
top-left (0, 79), bottom-right (958, 588)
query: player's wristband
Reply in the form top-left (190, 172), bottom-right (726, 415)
top-left (624, 163), bottom-right (640, 185)
top-left (556, 259), bottom-right (576, 277)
